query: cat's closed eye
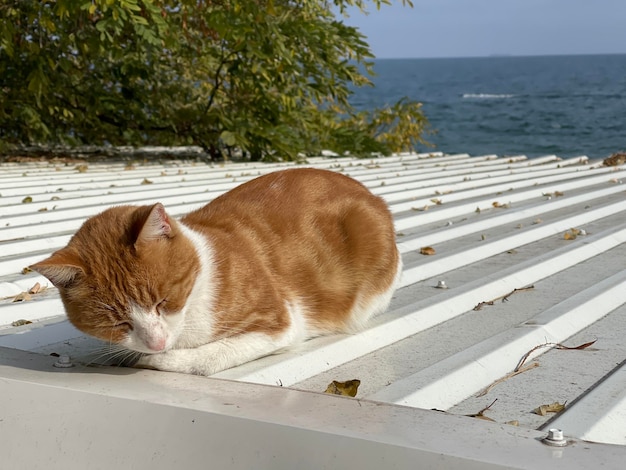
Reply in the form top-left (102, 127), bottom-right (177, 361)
top-left (114, 321), bottom-right (133, 332)
top-left (156, 299), bottom-right (168, 315)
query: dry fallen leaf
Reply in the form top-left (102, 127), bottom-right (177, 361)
top-left (603, 152), bottom-right (626, 167)
top-left (563, 228), bottom-right (585, 240)
top-left (556, 339), bottom-right (597, 350)
top-left (75, 164), bottom-right (88, 173)
top-left (11, 319), bottom-right (32, 327)
top-left (430, 198), bottom-right (443, 205)
top-left (21, 267), bottom-right (33, 274)
top-left (420, 246), bottom-right (436, 256)
top-left (22, 196), bottom-right (33, 203)
top-left (466, 399), bottom-right (497, 421)
top-left (324, 379), bottom-right (361, 397)
top-left (12, 292), bottom-right (32, 302)
top-left (411, 205), bottom-right (429, 212)
top-left (141, 178), bottom-right (153, 185)
top-left (28, 282), bottom-right (45, 294)
top-left (533, 402), bottom-right (566, 416)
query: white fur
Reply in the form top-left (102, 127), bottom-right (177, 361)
top-left (171, 222), bottom-right (218, 348)
top-left (345, 253), bottom-right (403, 332)
top-left (122, 304), bottom-right (175, 353)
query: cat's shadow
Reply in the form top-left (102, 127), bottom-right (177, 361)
top-left (0, 343), bottom-right (143, 377)
top-left (0, 318), bottom-right (146, 376)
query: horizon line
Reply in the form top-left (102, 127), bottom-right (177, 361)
top-left (373, 52), bottom-right (626, 60)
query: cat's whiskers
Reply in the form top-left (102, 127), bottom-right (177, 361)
top-left (86, 344), bottom-right (143, 367)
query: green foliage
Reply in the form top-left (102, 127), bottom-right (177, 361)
top-left (0, 0), bottom-right (429, 160)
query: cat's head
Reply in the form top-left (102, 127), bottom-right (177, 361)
top-left (31, 203), bottom-right (199, 354)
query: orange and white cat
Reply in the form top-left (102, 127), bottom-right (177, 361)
top-left (32, 168), bottom-right (402, 376)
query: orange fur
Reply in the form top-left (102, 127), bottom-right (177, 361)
top-left (31, 168), bottom-right (401, 373)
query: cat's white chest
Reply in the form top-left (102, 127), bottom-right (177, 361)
top-left (172, 224), bottom-right (218, 348)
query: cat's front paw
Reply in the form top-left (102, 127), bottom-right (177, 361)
top-left (134, 350), bottom-right (194, 374)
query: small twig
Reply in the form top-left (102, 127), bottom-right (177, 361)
top-left (477, 362), bottom-right (539, 397)
top-left (502, 285), bottom-right (535, 302)
top-left (515, 343), bottom-right (551, 372)
top-left (473, 285), bottom-right (534, 310)
top-left (515, 339), bottom-right (597, 372)
top-left (473, 301), bottom-right (494, 311)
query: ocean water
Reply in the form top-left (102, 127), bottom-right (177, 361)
top-left (350, 54), bottom-right (626, 159)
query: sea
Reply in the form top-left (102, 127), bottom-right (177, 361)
top-left (349, 54), bottom-right (626, 159)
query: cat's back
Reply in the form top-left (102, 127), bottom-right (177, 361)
top-left (182, 168), bottom-right (390, 229)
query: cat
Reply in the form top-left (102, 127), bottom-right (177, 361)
top-left (31, 168), bottom-right (402, 376)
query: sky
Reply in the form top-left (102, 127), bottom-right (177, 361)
top-left (343, 0), bottom-right (626, 59)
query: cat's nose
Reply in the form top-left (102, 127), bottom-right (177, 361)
top-left (146, 336), bottom-right (167, 352)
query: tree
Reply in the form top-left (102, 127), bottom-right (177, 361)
top-left (0, 0), bottom-right (429, 160)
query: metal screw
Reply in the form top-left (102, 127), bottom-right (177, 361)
top-left (542, 428), bottom-right (567, 447)
top-left (53, 355), bottom-right (74, 368)
top-left (436, 280), bottom-right (448, 289)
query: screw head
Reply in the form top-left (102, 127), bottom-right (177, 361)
top-left (53, 355), bottom-right (73, 368)
top-left (542, 428), bottom-right (567, 447)
top-left (436, 280), bottom-right (448, 289)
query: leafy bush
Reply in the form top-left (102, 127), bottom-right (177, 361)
top-left (0, 0), bottom-right (429, 160)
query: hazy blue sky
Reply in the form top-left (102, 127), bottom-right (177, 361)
top-left (344, 0), bottom-right (626, 58)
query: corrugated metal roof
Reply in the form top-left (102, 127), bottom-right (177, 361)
top-left (1, 152), bottom-right (625, 466)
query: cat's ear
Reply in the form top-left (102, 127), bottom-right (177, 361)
top-left (135, 203), bottom-right (173, 248)
top-left (30, 249), bottom-right (85, 288)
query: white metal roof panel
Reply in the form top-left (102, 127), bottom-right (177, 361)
top-left (1, 152), bottom-right (625, 468)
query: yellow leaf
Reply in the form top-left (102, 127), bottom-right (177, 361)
top-left (324, 379), bottom-right (360, 397)
top-left (533, 402), bottom-right (566, 416)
